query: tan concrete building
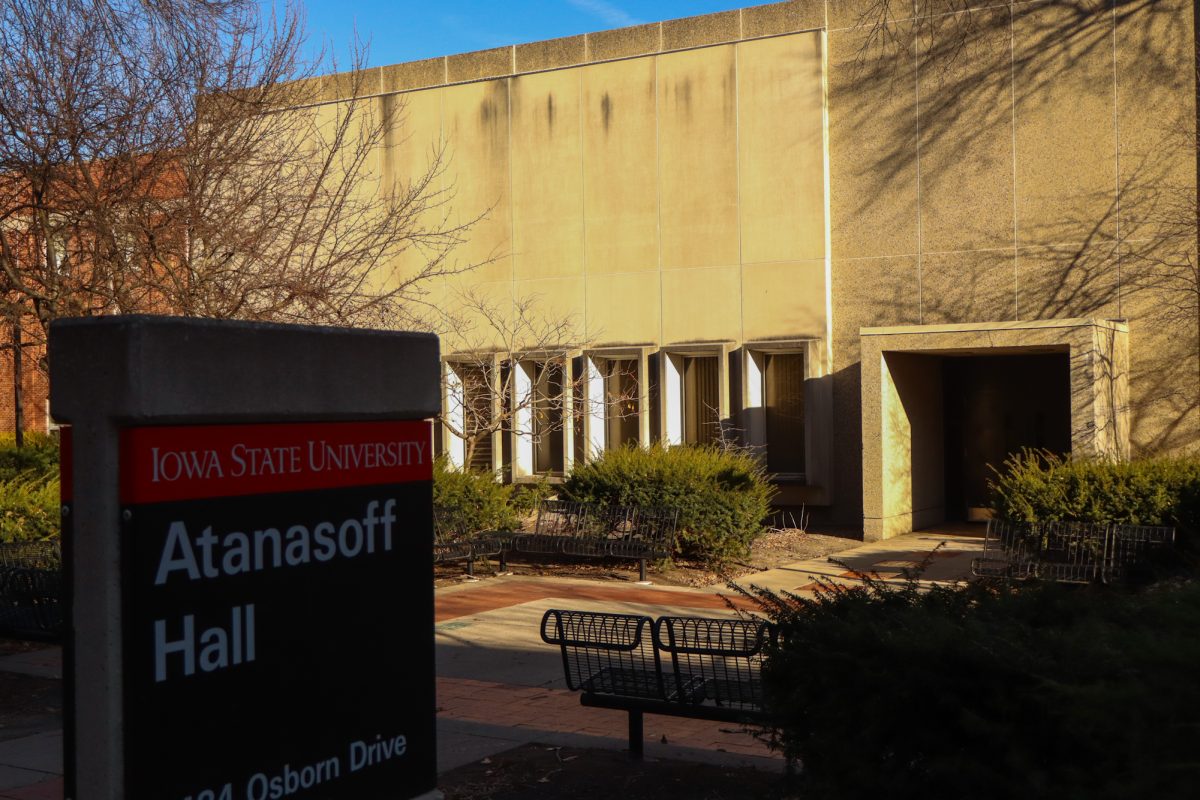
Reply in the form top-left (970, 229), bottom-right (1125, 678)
top-left (301, 0), bottom-right (1197, 538)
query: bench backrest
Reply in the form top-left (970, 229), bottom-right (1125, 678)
top-left (655, 616), bottom-right (768, 711)
top-left (984, 518), bottom-right (1176, 583)
top-left (534, 500), bottom-right (592, 537)
top-left (534, 501), bottom-right (676, 548)
top-left (540, 609), bottom-right (665, 700)
top-left (541, 609), bottom-right (770, 709)
top-left (0, 541), bottom-right (61, 570)
top-left (627, 507), bottom-right (677, 554)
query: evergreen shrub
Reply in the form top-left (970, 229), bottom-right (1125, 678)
top-left (0, 434), bottom-right (61, 543)
top-left (0, 475), bottom-right (60, 543)
top-left (563, 444), bottom-right (775, 563)
top-left (432, 457), bottom-right (520, 539)
top-left (748, 574), bottom-right (1200, 799)
top-left (990, 450), bottom-right (1200, 533)
top-left (0, 433), bottom-right (59, 483)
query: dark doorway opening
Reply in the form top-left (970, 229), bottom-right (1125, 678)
top-left (942, 353), bottom-right (1071, 520)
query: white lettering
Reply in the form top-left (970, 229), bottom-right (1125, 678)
top-left (350, 734), bottom-right (407, 771)
top-left (155, 605), bottom-right (255, 682)
top-left (155, 615), bottom-right (194, 681)
top-left (155, 522), bottom-right (201, 585)
top-left (154, 499), bottom-right (401, 584)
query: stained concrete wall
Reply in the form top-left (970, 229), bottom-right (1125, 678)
top-left (296, 0), bottom-right (1198, 532)
top-left (364, 26), bottom-right (831, 359)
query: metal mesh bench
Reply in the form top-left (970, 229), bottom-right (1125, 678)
top-left (971, 518), bottom-right (1176, 584)
top-left (514, 501), bottom-right (678, 581)
top-left (432, 510), bottom-right (508, 577)
top-left (436, 500), bottom-right (680, 580)
top-left (541, 608), bottom-right (771, 758)
top-left (0, 541), bottom-right (64, 638)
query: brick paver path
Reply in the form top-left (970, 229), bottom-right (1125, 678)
top-left (435, 578), bottom-right (778, 763)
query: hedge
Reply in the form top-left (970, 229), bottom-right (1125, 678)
top-left (0, 434), bottom-right (61, 543)
top-left (989, 450), bottom-right (1200, 533)
top-left (746, 574), bottom-right (1200, 799)
top-left (432, 458), bottom-right (521, 539)
top-left (562, 444), bottom-right (775, 563)
top-left (0, 433), bottom-right (59, 483)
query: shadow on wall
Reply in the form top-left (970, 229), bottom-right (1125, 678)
top-left (835, 0), bottom-right (1198, 456)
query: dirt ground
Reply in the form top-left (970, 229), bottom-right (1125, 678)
top-left (439, 743), bottom-right (797, 800)
top-left (435, 527), bottom-right (859, 588)
top-left (0, 670), bottom-right (59, 729)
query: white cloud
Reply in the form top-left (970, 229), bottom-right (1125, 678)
top-left (567, 0), bottom-right (645, 28)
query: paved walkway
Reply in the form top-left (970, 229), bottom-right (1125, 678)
top-left (0, 529), bottom-right (982, 796)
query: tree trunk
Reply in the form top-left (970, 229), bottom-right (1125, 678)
top-left (12, 319), bottom-right (24, 448)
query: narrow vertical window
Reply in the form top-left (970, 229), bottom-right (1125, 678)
top-left (764, 353), bottom-right (805, 475)
top-left (605, 359), bottom-right (639, 450)
top-left (461, 364), bottom-right (494, 473)
top-left (532, 361), bottom-right (565, 476)
top-left (683, 356), bottom-right (720, 445)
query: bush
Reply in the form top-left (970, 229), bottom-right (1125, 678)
top-left (0, 474), bottom-right (61, 543)
top-left (562, 444), bottom-right (775, 563)
top-left (990, 450), bottom-right (1200, 533)
top-left (748, 574), bottom-right (1200, 799)
top-left (432, 458), bottom-right (520, 539)
top-left (0, 432), bottom-right (60, 483)
top-left (0, 434), bottom-right (61, 543)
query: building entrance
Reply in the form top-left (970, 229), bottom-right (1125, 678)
top-left (861, 319), bottom-right (1129, 540)
top-left (942, 354), bottom-right (1071, 520)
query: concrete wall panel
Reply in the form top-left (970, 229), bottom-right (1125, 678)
top-left (434, 279), bottom-right (515, 353)
top-left (742, 260), bottom-right (827, 340)
top-left (738, 34), bottom-right (826, 264)
top-left (661, 267), bottom-right (741, 343)
top-left (581, 58), bottom-right (659, 274)
top-left (1012, 2), bottom-right (1117, 247)
top-left (828, 26), bottom-right (919, 260)
top-left (585, 271), bottom-right (661, 345)
top-left (443, 80), bottom-right (513, 284)
top-left (1115, 0), bottom-right (1196, 242)
top-left (1120, 238), bottom-right (1200, 454)
top-left (921, 249), bottom-right (1017, 324)
top-left (658, 46), bottom-right (740, 269)
top-left (382, 89), bottom-right (444, 286)
top-left (514, 277), bottom-right (586, 349)
top-left (917, 6), bottom-right (1015, 253)
top-left (742, 1), bottom-right (825, 38)
top-left (1015, 244), bottom-right (1120, 321)
top-left (510, 71), bottom-right (585, 281)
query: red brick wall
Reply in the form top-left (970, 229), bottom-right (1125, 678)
top-left (0, 337), bottom-right (50, 435)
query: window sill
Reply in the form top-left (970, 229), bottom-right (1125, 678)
top-left (513, 474), bottom-right (565, 485)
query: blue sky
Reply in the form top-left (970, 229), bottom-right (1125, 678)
top-left (284, 1), bottom-right (752, 68)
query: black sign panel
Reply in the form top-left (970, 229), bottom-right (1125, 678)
top-left (119, 421), bottom-right (435, 800)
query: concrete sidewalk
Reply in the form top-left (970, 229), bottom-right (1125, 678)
top-left (0, 529), bottom-right (981, 796)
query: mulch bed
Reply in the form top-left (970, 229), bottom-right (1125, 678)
top-left (435, 528), bottom-right (860, 588)
top-left (440, 744), bottom-right (798, 800)
top-left (0, 669), bottom-right (61, 733)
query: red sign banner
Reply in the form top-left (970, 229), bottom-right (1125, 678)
top-left (120, 420), bottom-right (433, 504)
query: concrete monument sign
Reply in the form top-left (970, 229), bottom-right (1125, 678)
top-left (50, 316), bottom-right (440, 800)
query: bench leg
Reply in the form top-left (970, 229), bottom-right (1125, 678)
top-left (628, 710), bottom-right (644, 759)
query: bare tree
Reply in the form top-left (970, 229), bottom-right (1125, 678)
top-left (434, 289), bottom-right (639, 474)
top-left (0, 0), bottom-right (478, 435)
